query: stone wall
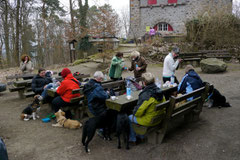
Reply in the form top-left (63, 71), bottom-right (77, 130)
top-left (129, 0), bottom-right (232, 39)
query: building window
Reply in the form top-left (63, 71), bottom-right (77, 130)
top-left (156, 23), bottom-right (174, 32)
top-left (168, 0), bottom-right (177, 4)
top-left (158, 23), bottom-right (168, 31)
top-left (148, 0), bottom-right (157, 5)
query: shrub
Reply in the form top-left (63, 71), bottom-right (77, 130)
top-left (185, 4), bottom-right (240, 50)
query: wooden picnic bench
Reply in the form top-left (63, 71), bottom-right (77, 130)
top-left (47, 79), bottom-right (126, 119)
top-left (200, 50), bottom-right (232, 61)
top-left (8, 79), bottom-right (34, 98)
top-left (8, 73), bottom-right (90, 99)
top-left (131, 83), bottom-right (210, 144)
top-left (175, 50), bottom-right (232, 67)
top-left (105, 86), bottom-right (178, 112)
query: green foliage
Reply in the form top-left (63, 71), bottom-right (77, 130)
top-left (185, 12), bottom-right (240, 50)
top-left (78, 0), bottom-right (88, 32)
top-left (42, 0), bottom-right (66, 18)
top-left (78, 36), bottom-right (92, 52)
top-left (73, 59), bottom-right (89, 65)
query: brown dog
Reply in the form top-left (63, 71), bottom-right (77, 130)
top-left (52, 109), bottom-right (82, 129)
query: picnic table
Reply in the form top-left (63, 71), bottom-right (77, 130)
top-left (105, 86), bottom-right (178, 112)
top-left (47, 79), bottom-right (124, 98)
top-left (9, 74), bottom-right (90, 99)
top-left (6, 73), bottom-right (36, 81)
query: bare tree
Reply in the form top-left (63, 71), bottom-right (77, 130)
top-left (120, 6), bottom-right (130, 38)
top-left (1, 0), bottom-right (11, 66)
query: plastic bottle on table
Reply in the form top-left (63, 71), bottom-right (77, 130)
top-left (104, 74), bottom-right (108, 81)
top-left (155, 77), bottom-right (162, 88)
top-left (52, 77), bottom-right (57, 89)
top-left (126, 80), bottom-right (132, 100)
top-left (170, 74), bottom-right (175, 84)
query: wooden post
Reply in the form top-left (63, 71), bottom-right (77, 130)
top-left (70, 50), bottom-right (72, 63)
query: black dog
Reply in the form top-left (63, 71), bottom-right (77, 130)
top-left (82, 113), bottom-right (112, 153)
top-left (208, 85), bottom-right (231, 108)
top-left (116, 113), bottom-right (130, 150)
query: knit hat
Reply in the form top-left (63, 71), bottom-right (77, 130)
top-left (61, 68), bottom-right (71, 78)
top-left (185, 65), bottom-right (194, 73)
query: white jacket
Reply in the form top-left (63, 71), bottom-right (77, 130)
top-left (162, 53), bottom-right (179, 77)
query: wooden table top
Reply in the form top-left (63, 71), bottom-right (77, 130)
top-left (14, 79), bottom-right (32, 87)
top-left (47, 88), bottom-right (58, 97)
top-left (105, 86), bottom-right (178, 112)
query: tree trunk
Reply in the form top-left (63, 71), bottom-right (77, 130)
top-left (15, 0), bottom-right (21, 66)
top-left (69, 0), bottom-right (76, 36)
top-left (78, 0), bottom-right (88, 34)
top-left (3, 0), bottom-right (10, 67)
top-left (42, 2), bottom-right (48, 67)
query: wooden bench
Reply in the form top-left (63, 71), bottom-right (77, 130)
top-left (179, 52), bottom-right (205, 67)
top-left (200, 50), bottom-right (231, 61)
top-left (69, 79), bottom-right (127, 119)
top-left (132, 83), bottom-right (210, 144)
top-left (8, 79), bottom-right (34, 98)
top-left (177, 50), bottom-right (232, 67)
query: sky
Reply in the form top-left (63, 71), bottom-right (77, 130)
top-left (60, 0), bottom-right (239, 15)
top-left (60, 0), bottom-right (129, 15)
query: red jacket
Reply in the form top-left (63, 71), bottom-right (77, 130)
top-left (56, 74), bottom-right (80, 102)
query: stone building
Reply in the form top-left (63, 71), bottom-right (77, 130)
top-left (129, 0), bottom-right (232, 39)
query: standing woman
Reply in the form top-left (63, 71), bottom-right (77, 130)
top-left (109, 52), bottom-right (125, 81)
top-left (20, 55), bottom-right (34, 74)
top-left (129, 51), bottom-right (147, 79)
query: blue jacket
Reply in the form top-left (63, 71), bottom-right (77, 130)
top-left (0, 137), bottom-right (8, 160)
top-left (178, 70), bottom-right (204, 101)
top-left (83, 79), bottom-right (109, 116)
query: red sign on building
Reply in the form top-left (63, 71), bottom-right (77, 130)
top-left (148, 0), bottom-right (157, 5)
top-left (168, 0), bottom-right (178, 4)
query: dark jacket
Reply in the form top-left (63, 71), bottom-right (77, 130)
top-left (178, 70), bottom-right (204, 101)
top-left (31, 74), bottom-right (52, 95)
top-left (129, 56), bottom-right (147, 78)
top-left (83, 79), bottom-right (109, 116)
top-left (0, 137), bottom-right (8, 160)
top-left (133, 83), bottom-right (164, 115)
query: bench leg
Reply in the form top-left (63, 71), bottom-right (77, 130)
top-left (79, 106), bottom-right (86, 119)
top-left (147, 129), bottom-right (167, 145)
top-left (147, 132), bottom-right (158, 144)
top-left (18, 90), bottom-right (25, 99)
top-left (184, 112), bottom-right (193, 123)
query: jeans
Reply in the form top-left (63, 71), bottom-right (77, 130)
top-left (128, 114), bottom-right (138, 142)
top-left (41, 83), bottom-right (53, 100)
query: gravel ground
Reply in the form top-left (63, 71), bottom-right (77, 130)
top-left (0, 59), bottom-right (240, 160)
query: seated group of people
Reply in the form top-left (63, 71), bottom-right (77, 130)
top-left (31, 67), bottom-right (81, 118)
top-left (31, 62), bottom-right (230, 146)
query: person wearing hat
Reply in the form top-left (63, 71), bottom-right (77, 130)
top-left (128, 51), bottom-right (147, 78)
top-left (20, 55), bottom-right (34, 74)
top-left (162, 47), bottom-right (182, 84)
top-left (51, 68), bottom-right (80, 118)
top-left (178, 65), bottom-right (204, 101)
